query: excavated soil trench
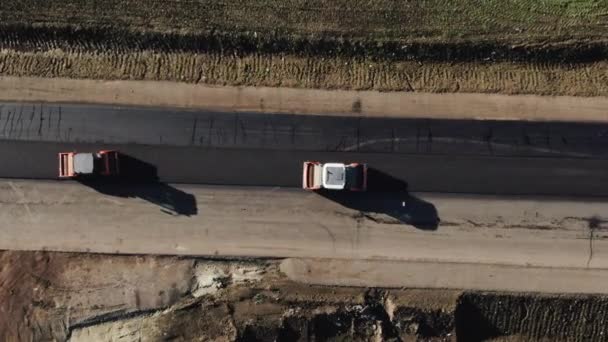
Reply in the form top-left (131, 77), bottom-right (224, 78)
top-left (2, 23), bottom-right (607, 63)
top-left (2, 251), bottom-right (607, 341)
top-left (68, 287), bottom-right (608, 341)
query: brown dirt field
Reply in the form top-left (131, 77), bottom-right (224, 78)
top-left (2, 0), bottom-right (608, 46)
top-left (0, 51), bottom-right (607, 97)
top-left (0, 251), bottom-right (194, 341)
top-left (0, 251), bottom-right (60, 341)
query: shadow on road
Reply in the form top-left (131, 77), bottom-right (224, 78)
top-left (78, 154), bottom-right (197, 216)
top-left (317, 168), bottom-right (439, 230)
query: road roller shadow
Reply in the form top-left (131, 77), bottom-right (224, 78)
top-left (78, 154), bottom-right (198, 217)
top-left (318, 168), bottom-right (439, 230)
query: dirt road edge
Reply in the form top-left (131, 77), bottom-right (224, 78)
top-left (1, 76), bottom-right (608, 122)
top-left (280, 258), bottom-right (608, 294)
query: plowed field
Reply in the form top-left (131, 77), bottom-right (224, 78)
top-left (0, 0), bottom-right (607, 96)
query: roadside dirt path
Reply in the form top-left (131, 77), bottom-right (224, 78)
top-left (281, 258), bottom-right (608, 294)
top-left (1, 76), bottom-right (607, 122)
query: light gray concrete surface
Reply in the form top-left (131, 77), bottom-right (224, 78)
top-left (1, 179), bottom-right (607, 271)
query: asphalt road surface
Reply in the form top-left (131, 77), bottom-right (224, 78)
top-left (1, 102), bottom-right (608, 196)
top-left (2, 140), bottom-right (608, 195)
top-left (1, 102), bottom-right (608, 158)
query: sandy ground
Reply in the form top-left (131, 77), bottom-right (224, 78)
top-left (0, 251), bottom-right (195, 341)
top-left (1, 179), bottom-right (608, 295)
top-left (0, 251), bottom-right (275, 341)
top-left (1, 76), bottom-right (607, 122)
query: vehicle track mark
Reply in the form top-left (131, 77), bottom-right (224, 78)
top-left (36, 104), bottom-right (43, 137)
top-left (190, 116), bottom-right (198, 146)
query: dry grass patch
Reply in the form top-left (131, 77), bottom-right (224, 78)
top-left (1, 50), bottom-right (607, 96)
